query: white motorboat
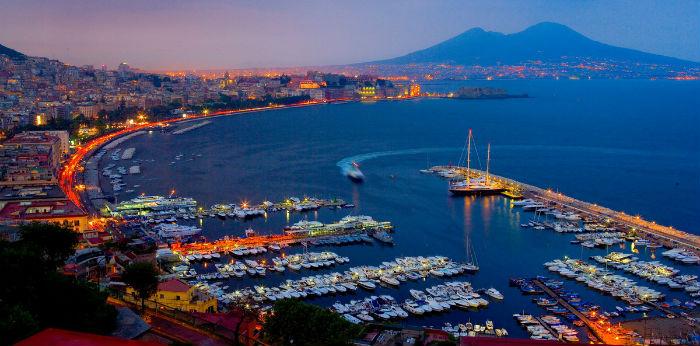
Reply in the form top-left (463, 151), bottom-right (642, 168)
top-left (485, 288), bottom-right (504, 300)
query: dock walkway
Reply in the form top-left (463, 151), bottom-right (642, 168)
top-left (531, 279), bottom-right (615, 344)
top-left (431, 165), bottom-right (700, 253)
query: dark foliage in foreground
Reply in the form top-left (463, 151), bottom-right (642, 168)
top-left (122, 261), bottom-right (159, 311)
top-left (263, 299), bottom-right (364, 346)
top-left (0, 223), bottom-right (117, 343)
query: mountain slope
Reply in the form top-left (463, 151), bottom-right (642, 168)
top-left (374, 22), bottom-right (695, 66)
top-left (0, 43), bottom-right (27, 60)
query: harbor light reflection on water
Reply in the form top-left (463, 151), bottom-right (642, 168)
top-left (101, 80), bottom-right (699, 340)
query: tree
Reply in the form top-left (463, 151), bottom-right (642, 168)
top-left (232, 297), bottom-right (259, 346)
top-left (263, 299), bottom-right (363, 346)
top-left (122, 261), bottom-right (159, 312)
top-left (0, 223), bottom-right (116, 343)
top-left (18, 222), bottom-right (79, 269)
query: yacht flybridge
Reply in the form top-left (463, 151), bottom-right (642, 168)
top-left (449, 129), bottom-right (505, 196)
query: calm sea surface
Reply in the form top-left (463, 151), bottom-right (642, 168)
top-left (104, 80), bottom-right (700, 339)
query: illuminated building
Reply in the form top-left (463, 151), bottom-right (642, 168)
top-left (358, 86), bottom-right (376, 98)
top-left (126, 278), bottom-right (217, 313)
top-left (299, 80), bottom-right (321, 89)
top-left (34, 113), bottom-right (45, 126)
top-left (77, 102), bottom-right (101, 119)
top-left (409, 83), bottom-right (421, 97)
top-left (0, 132), bottom-right (63, 185)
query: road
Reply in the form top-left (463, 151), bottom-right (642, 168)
top-left (59, 100), bottom-right (344, 213)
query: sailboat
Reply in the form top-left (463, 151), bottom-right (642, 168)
top-left (449, 129), bottom-right (504, 196)
top-left (463, 232), bottom-right (480, 273)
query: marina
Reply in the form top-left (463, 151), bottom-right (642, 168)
top-left (216, 256), bottom-right (476, 305)
top-left (426, 165), bottom-right (700, 255)
top-left (64, 87), bottom-right (700, 343)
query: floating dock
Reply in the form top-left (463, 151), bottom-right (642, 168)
top-left (121, 147), bottom-right (135, 160)
top-left (171, 223), bottom-right (391, 256)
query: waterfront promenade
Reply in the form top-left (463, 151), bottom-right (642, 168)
top-left (59, 100), bottom-right (344, 213)
top-left (432, 165), bottom-right (700, 254)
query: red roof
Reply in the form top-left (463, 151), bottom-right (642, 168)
top-left (5, 133), bottom-right (60, 145)
top-left (0, 199), bottom-right (87, 220)
top-left (158, 279), bottom-right (191, 292)
top-left (17, 328), bottom-right (164, 346)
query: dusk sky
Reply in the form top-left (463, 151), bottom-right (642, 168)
top-left (1, 0), bottom-right (698, 70)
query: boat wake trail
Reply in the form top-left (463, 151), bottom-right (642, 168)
top-left (336, 147), bottom-right (460, 175)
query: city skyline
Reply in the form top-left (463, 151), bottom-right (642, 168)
top-left (1, 0), bottom-right (699, 70)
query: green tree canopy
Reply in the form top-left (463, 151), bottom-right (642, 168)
top-left (18, 222), bottom-right (79, 269)
top-left (0, 223), bottom-right (116, 343)
top-left (263, 299), bottom-right (363, 346)
top-left (122, 261), bottom-right (159, 311)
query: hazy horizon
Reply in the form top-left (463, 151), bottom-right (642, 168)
top-left (1, 0), bottom-right (698, 70)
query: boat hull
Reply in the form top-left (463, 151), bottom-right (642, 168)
top-left (449, 187), bottom-right (505, 196)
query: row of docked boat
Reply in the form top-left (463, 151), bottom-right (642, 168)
top-left (583, 222), bottom-right (619, 232)
top-left (219, 256), bottom-right (475, 304)
top-left (572, 231), bottom-right (625, 248)
top-left (421, 166), bottom-right (461, 179)
top-left (333, 281), bottom-right (496, 323)
top-left (513, 314), bottom-right (557, 341)
top-left (153, 223), bottom-right (202, 239)
top-left (545, 258), bottom-right (664, 303)
top-left (521, 220), bottom-right (583, 233)
top-left (333, 295), bottom-right (408, 322)
top-left (347, 256), bottom-right (477, 281)
top-left (574, 231), bottom-right (625, 241)
top-left (513, 282), bottom-right (584, 343)
top-left (175, 251), bottom-right (350, 280)
top-left (592, 252), bottom-right (700, 294)
top-left (308, 234), bottom-right (373, 246)
top-left (538, 315), bottom-right (580, 343)
top-left (662, 248), bottom-right (700, 265)
top-left (111, 195), bottom-right (352, 222)
top-left (405, 282), bottom-right (492, 314)
top-left (442, 320), bottom-right (508, 338)
top-left (284, 215), bottom-right (393, 237)
top-left (274, 196), bottom-right (351, 212)
top-left (551, 222), bottom-right (582, 233)
top-left (512, 198), bottom-right (583, 221)
top-left (282, 251), bottom-right (350, 271)
top-left (180, 241), bottom-right (287, 260)
top-left (207, 197), bottom-right (352, 219)
top-left (182, 252), bottom-right (222, 262)
top-left (226, 274), bottom-right (363, 304)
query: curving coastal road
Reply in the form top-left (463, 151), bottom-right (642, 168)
top-left (58, 100), bottom-right (345, 213)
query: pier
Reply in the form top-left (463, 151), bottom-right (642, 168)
top-left (170, 224), bottom-right (390, 256)
top-left (172, 120), bottom-right (212, 135)
top-left (531, 279), bottom-right (624, 345)
top-left (430, 165), bottom-right (700, 254)
top-left (532, 316), bottom-right (566, 342)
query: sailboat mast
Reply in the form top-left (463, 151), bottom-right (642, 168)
top-left (466, 129), bottom-right (472, 185)
top-left (486, 143), bottom-right (491, 184)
